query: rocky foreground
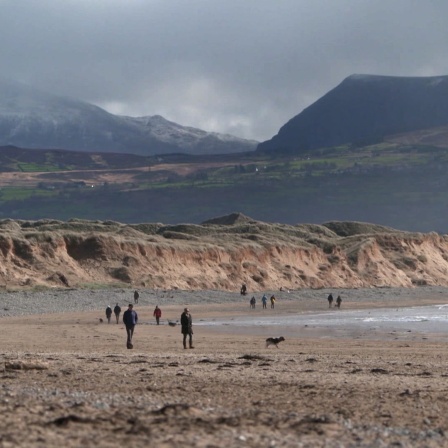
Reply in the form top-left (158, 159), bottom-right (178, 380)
top-left (0, 213), bottom-right (447, 291)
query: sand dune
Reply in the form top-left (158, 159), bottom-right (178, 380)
top-left (0, 215), bottom-right (447, 291)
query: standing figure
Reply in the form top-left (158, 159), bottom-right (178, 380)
top-left (327, 293), bottom-right (334, 308)
top-left (261, 294), bottom-right (268, 309)
top-left (113, 303), bottom-right (121, 324)
top-left (270, 295), bottom-right (276, 309)
top-left (105, 305), bottom-right (112, 324)
top-left (181, 308), bottom-right (194, 349)
top-left (153, 305), bottom-right (162, 325)
top-left (240, 284), bottom-right (247, 296)
top-left (134, 290), bottom-right (139, 304)
top-left (250, 296), bottom-right (256, 309)
top-left (123, 303), bottom-right (138, 349)
top-left (336, 295), bottom-right (342, 309)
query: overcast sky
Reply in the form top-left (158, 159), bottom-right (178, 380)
top-left (1, 0), bottom-right (448, 141)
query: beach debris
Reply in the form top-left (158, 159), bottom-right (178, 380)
top-left (5, 360), bottom-right (49, 371)
top-left (238, 354), bottom-right (271, 361)
top-left (49, 415), bottom-right (93, 427)
top-left (198, 358), bottom-right (218, 364)
top-left (152, 403), bottom-right (204, 417)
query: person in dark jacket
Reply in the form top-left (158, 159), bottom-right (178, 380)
top-left (113, 303), bottom-right (121, 324)
top-left (123, 303), bottom-right (138, 348)
top-left (134, 290), bottom-right (139, 304)
top-left (153, 305), bottom-right (162, 325)
top-left (327, 293), bottom-right (334, 308)
top-left (335, 295), bottom-right (342, 309)
top-left (181, 308), bottom-right (194, 349)
top-left (105, 306), bottom-right (112, 324)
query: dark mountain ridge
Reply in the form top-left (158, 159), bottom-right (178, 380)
top-left (258, 74), bottom-right (448, 153)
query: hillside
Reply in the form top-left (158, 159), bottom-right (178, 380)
top-left (1, 215), bottom-right (447, 291)
top-left (3, 142), bottom-right (448, 232)
top-left (386, 124), bottom-right (448, 148)
top-left (0, 78), bottom-right (257, 155)
top-left (258, 74), bottom-right (448, 153)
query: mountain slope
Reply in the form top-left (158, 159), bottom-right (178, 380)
top-left (122, 115), bottom-right (258, 155)
top-left (0, 78), bottom-right (257, 155)
top-left (385, 124), bottom-right (448, 148)
top-left (258, 74), bottom-right (448, 153)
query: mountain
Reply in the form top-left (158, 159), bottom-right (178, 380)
top-left (122, 114), bottom-right (258, 155)
top-left (0, 78), bottom-right (257, 155)
top-left (258, 74), bottom-right (448, 153)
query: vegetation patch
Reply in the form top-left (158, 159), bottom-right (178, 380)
top-left (161, 231), bottom-right (199, 241)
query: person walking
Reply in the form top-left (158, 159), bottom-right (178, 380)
top-left (250, 296), bottom-right (256, 309)
top-left (261, 294), bottom-right (268, 309)
top-left (327, 293), bottom-right (334, 308)
top-left (113, 303), bottom-right (121, 324)
top-left (123, 303), bottom-right (138, 349)
top-left (134, 290), bottom-right (139, 304)
top-left (336, 295), bottom-right (342, 309)
top-left (153, 305), bottom-right (162, 325)
top-left (240, 284), bottom-right (247, 296)
top-left (181, 307), bottom-right (194, 349)
top-left (105, 305), bottom-right (112, 324)
top-left (270, 295), bottom-right (276, 309)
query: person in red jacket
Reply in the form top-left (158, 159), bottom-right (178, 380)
top-left (153, 305), bottom-right (162, 325)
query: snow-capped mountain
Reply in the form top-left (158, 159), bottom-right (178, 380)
top-left (0, 78), bottom-right (257, 155)
top-left (122, 115), bottom-right (258, 155)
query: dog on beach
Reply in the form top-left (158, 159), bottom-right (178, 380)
top-left (265, 336), bottom-right (285, 348)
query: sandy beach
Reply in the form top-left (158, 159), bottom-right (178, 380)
top-left (2, 287), bottom-right (448, 447)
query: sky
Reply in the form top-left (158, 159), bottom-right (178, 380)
top-left (1, 0), bottom-right (448, 142)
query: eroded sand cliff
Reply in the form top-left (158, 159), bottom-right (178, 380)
top-left (0, 213), bottom-right (447, 290)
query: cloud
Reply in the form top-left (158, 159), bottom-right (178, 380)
top-left (1, 0), bottom-right (448, 140)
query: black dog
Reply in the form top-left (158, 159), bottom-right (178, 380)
top-left (265, 336), bottom-right (285, 348)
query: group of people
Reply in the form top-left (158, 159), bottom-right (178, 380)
top-left (250, 293), bottom-right (276, 309)
top-left (105, 290), bottom-right (141, 328)
top-left (327, 293), bottom-right (342, 309)
top-left (105, 303), bottom-right (123, 324)
top-left (105, 292), bottom-right (161, 324)
top-left (105, 288), bottom-right (344, 350)
top-left (104, 295), bottom-right (194, 349)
